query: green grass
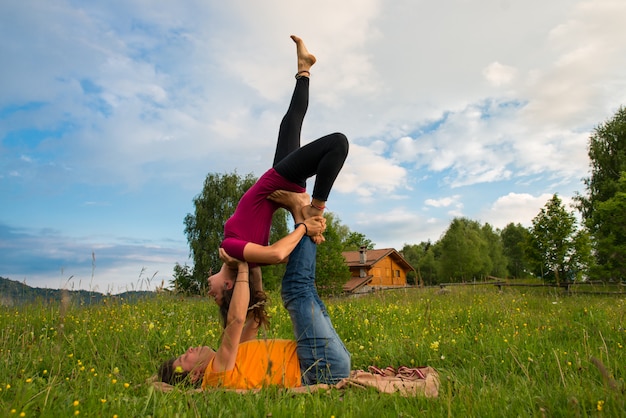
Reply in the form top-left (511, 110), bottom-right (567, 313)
top-left (1, 287), bottom-right (624, 417)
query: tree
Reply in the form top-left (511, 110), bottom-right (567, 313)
top-left (418, 244), bottom-right (439, 285)
top-left (181, 172), bottom-right (289, 294)
top-left (501, 223), bottom-right (531, 278)
top-left (568, 229), bottom-right (595, 281)
top-left (342, 232), bottom-right (375, 252)
top-left (401, 241), bottom-right (435, 286)
top-left (590, 172), bottom-right (626, 280)
top-left (315, 212), bottom-right (351, 296)
top-left (400, 243), bottom-right (420, 285)
top-left (527, 194), bottom-right (590, 282)
top-left (437, 218), bottom-right (490, 282)
top-left (576, 106), bottom-right (626, 280)
top-left (171, 263), bottom-right (195, 295)
top-left (481, 223), bottom-right (508, 279)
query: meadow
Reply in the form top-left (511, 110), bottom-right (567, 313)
top-left (1, 286), bottom-right (624, 417)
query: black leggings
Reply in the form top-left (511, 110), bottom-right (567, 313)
top-left (272, 77), bottom-right (349, 202)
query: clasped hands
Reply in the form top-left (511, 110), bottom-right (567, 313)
top-left (303, 215), bottom-right (326, 244)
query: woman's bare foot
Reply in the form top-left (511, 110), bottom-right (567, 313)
top-left (268, 190), bottom-right (310, 222)
top-left (290, 35), bottom-right (316, 74)
top-left (269, 189), bottom-right (327, 244)
top-left (301, 198), bottom-right (325, 219)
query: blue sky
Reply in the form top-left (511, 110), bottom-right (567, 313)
top-left (2, 0), bottom-right (625, 293)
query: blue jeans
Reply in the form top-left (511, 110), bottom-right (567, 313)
top-left (281, 237), bottom-right (351, 385)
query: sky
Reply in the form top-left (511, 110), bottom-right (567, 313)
top-left (2, 0), bottom-right (626, 294)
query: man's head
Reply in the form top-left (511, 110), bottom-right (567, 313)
top-left (158, 346), bottom-right (215, 386)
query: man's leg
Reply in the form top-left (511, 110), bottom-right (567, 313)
top-left (281, 237), bottom-right (351, 385)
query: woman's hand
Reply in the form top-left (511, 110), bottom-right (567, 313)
top-left (219, 247), bottom-right (244, 269)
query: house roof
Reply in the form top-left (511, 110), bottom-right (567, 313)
top-left (343, 275), bottom-right (373, 292)
top-left (341, 248), bottom-right (415, 272)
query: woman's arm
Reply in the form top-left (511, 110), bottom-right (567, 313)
top-left (242, 215), bottom-right (325, 264)
top-left (212, 250), bottom-right (249, 372)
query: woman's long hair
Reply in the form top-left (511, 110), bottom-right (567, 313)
top-left (219, 279), bottom-right (270, 330)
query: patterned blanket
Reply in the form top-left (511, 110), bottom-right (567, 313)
top-left (150, 365), bottom-right (439, 398)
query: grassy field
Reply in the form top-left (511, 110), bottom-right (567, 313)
top-left (1, 286), bottom-right (624, 417)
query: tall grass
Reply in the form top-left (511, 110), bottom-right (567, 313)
top-left (0, 287), bottom-right (624, 417)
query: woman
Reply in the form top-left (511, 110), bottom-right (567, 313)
top-left (207, 35), bottom-right (349, 326)
top-left (220, 35), bottom-right (348, 265)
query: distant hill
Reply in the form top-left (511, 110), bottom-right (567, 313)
top-left (0, 276), bottom-right (156, 307)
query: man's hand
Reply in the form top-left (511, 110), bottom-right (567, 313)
top-left (304, 215), bottom-right (326, 236)
top-left (310, 234), bottom-right (326, 245)
top-left (303, 215), bottom-right (326, 244)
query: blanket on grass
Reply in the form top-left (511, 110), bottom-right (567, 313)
top-left (150, 365), bottom-right (439, 398)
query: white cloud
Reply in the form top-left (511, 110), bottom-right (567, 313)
top-left (483, 62), bottom-right (518, 87)
top-left (391, 101), bottom-right (520, 187)
top-left (425, 196), bottom-right (461, 208)
top-left (479, 192), bottom-right (571, 230)
top-left (349, 206), bottom-right (445, 248)
top-left (521, 0), bottom-right (626, 129)
top-left (334, 143), bottom-right (407, 198)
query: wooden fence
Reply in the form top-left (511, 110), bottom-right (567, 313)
top-left (438, 280), bottom-right (625, 296)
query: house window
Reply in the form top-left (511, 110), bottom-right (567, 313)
top-left (395, 270), bottom-right (400, 277)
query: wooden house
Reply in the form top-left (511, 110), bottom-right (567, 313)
top-left (342, 246), bottom-right (415, 293)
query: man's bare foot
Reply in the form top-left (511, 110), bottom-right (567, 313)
top-left (268, 190), bottom-right (310, 221)
top-left (290, 35), bottom-right (316, 74)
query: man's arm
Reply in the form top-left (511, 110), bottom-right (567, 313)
top-left (212, 250), bottom-right (249, 372)
top-left (240, 267), bottom-right (262, 343)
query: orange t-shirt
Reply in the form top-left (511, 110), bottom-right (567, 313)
top-left (202, 339), bottom-right (302, 390)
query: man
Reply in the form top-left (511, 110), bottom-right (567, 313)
top-left (159, 215), bottom-right (351, 389)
